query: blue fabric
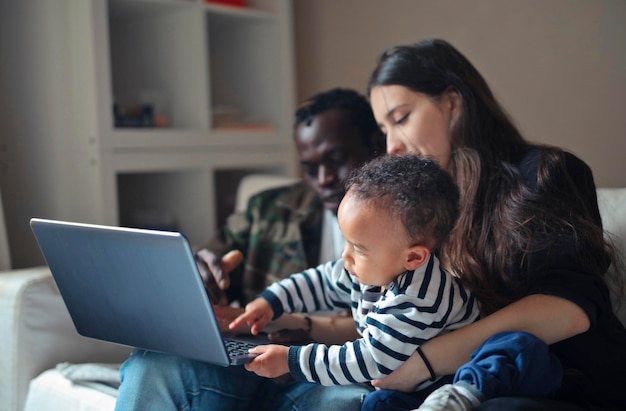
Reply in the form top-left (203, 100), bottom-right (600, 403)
top-left (115, 349), bottom-right (373, 411)
top-left (361, 376), bottom-right (452, 411)
top-left (455, 331), bottom-right (562, 398)
top-left (360, 331), bottom-right (562, 411)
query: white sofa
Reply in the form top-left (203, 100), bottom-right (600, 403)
top-left (0, 174), bottom-right (298, 411)
top-left (1, 186), bottom-right (625, 411)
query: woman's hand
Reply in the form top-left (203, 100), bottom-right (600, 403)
top-left (371, 350), bottom-right (426, 391)
top-left (244, 344), bottom-right (290, 378)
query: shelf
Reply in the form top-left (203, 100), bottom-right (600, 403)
top-left (107, 0), bottom-right (285, 133)
top-left (204, 1), bottom-right (276, 19)
top-left (206, 10), bottom-right (281, 130)
top-left (212, 123), bottom-right (274, 132)
top-left (112, 149), bottom-right (292, 245)
top-left (2, 0), bottom-right (295, 267)
top-left (109, 0), bottom-right (277, 19)
top-left (109, 127), bottom-right (283, 150)
top-left (108, 0), bottom-right (209, 130)
top-left (117, 168), bottom-right (212, 245)
top-left (109, 0), bottom-right (199, 20)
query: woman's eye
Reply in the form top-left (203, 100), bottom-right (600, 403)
top-left (395, 113), bottom-right (408, 125)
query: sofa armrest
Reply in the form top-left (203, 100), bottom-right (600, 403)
top-left (0, 267), bottom-right (132, 411)
top-left (597, 188), bottom-right (626, 327)
top-left (235, 174), bottom-right (300, 212)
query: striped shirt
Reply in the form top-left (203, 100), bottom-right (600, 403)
top-left (260, 254), bottom-right (479, 387)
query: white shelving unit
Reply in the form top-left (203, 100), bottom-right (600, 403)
top-left (0, 0), bottom-right (296, 267)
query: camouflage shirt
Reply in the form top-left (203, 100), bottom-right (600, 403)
top-left (202, 181), bottom-right (324, 305)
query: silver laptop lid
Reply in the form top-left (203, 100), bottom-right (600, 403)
top-left (30, 218), bottom-right (232, 366)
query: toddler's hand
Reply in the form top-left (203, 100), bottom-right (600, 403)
top-left (229, 298), bottom-right (273, 335)
top-left (244, 344), bottom-right (290, 378)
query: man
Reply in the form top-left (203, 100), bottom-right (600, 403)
top-left (197, 87), bottom-right (385, 307)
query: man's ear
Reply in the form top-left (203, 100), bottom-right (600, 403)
top-left (405, 245), bottom-right (430, 271)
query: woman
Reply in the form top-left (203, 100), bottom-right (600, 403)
top-left (116, 41), bottom-right (625, 411)
top-left (365, 39), bottom-right (625, 411)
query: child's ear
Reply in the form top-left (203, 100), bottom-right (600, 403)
top-left (405, 245), bottom-right (430, 271)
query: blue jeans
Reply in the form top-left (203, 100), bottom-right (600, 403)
top-left (115, 349), bottom-right (373, 411)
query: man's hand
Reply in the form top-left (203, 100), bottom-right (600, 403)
top-left (195, 249), bottom-right (243, 305)
top-left (244, 344), bottom-right (290, 378)
top-left (229, 298), bottom-right (274, 335)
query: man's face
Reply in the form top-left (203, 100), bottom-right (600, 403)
top-left (295, 109), bottom-right (377, 215)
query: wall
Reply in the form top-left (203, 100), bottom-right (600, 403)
top-left (0, 2), bottom-right (79, 268)
top-left (293, 0), bottom-right (626, 187)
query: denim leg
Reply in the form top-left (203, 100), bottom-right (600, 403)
top-left (115, 349), bottom-right (372, 411)
top-left (361, 389), bottom-right (427, 411)
top-left (257, 379), bottom-right (372, 411)
top-left (360, 376), bottom-right (452, 411)
top-left (115, 349), bottom-right (265, 411)
top-left (289, 383), bottom-right (373, 411)
top-left (454, 331), bottom-right (563, 399)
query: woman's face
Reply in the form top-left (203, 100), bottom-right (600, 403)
top-left (369, 85), bottom-right (457, 172)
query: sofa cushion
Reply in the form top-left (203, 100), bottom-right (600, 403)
top-left (23, 368), bottom-right (116, 411)
top-left (597, 188), bottom-right (626, 326)
top-left (0, 267), bottom-right (131, 411)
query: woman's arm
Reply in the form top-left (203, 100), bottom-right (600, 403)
top-left (372, 293), bottom-right (590, 391)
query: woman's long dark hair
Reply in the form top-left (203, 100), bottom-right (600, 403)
top-left (368, 39), bottom-right (619, 314)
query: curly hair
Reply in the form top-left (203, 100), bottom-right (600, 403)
top-left (345, 154), bottom-right (459, 251)
top-left (295, 88), bottom-right (380, 147)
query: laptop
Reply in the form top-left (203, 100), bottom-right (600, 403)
top-left (30, 217), bottom-right (264, 366)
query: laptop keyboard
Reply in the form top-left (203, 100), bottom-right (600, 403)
top-left (225, 338), bottom-right (258, 365)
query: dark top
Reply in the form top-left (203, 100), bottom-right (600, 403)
top-left (513, 148), bottom-right (626, 408)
